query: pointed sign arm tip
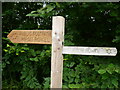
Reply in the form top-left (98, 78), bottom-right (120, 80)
top-left (115, 47), bottom-right (117, 56)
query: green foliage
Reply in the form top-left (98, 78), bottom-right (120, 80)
top-left (43, 77), bottom-right (50, 88)
top-left (62, 56), bottom-right (120, 88)
top-left (26, 4), bottom-right (55, 18)
top-left (2, 2), bottom-right (120, 89)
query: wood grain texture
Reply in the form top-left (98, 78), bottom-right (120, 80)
top-left (7, 30), bottom-right (52, 44)
top-left (51, 16), bottom-right (65, 88)
top-left (63, 46), bottom-right (117, 56)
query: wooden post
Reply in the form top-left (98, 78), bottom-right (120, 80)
top-left (51, 16), bottom-right (65, 88)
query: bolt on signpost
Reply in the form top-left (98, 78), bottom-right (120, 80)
top-left (7, 16), bottom-right (117, 88)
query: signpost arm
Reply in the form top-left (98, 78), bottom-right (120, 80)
top-left (51, 16), bottom-right (65, 88)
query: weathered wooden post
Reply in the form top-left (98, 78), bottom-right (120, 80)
top-left (51, 16), bottom-right (65, 88)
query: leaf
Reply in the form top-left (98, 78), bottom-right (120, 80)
top-left (30, 49), bottom-right (36, 56)
top-left (46, 5), bottom-right (55, 13)
top-left (115, 66), bottom-right (120, 74)
top-left (30, 57), bottom-right (38, 62)
top-left (6, 61), bottom-right (10, 64)
top-left (106, 69), bottom-right (113, 74)
top-left (75, 78), bottom-right (79, 83)
top-left (26, 13), bottom-right (33, 16)
top-left (62, 85), bottom-right (68, 88)
top-left (115, 69), bottom-right (119, 73)
top-left (63, 76), bottom-right (68, 82)
top-left (112, 79), bottom-right (118, 88)
top-left (108, 63), bottom-right (114, 68)
top-left (40, 52), bottom-right (45, 56)
top-left (98, 69), bottom-right (106, 74)
top-left (70, 62), bottom-right (75, 67)
top-left (16, 52), bottom-right (19, 55)
top-left (106, 63), bottom-right (115, 74)
top-left (3, 49), bottom-right (8, 52)
top-left (70, 70), bottom-right (75, 77)
top-left (112, 36), bottom-right (120, 43)
top-left (68, 77), bottom-right (74, 83)
top-left (26, 14), bottom-right (39, 17)
top-left (56, 2), bottom-right (60, 8)
top-left (63, 58), bottom-right (68, 60)
top-left (36, 51), bottom-right (40, 54)
top-left (110, 11), bottom-right (118, 17)
top-left (31, 11), bottom-right (37, 14)
top-left (21, 50), bottom-right (25, 53)
top-left (43, 77), bottom-right (50, 88)
top-left (34, 57), bottom-right (39, 62)
top-left (68, 84), bottom-right (82, 88)
top-left (7, 44), bottom-right (10, 47)
top-left (102, 74), bottom-right (108, 80)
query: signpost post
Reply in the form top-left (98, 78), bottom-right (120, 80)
top-left (7, 16), bottom-right (117, 89)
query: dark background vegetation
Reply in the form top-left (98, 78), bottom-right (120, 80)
top-left (2, 2), bottom-right (120, 89)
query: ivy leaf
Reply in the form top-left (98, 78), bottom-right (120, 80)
top-left (106, 63), bottom-right (115, 74)
top-left (26, 13), bottom-right (33, 16)
top-left (36, 51), bottom-right (41, 54)
top-left (26, 14), bottom-right (39, 17)
top-left (30, 49), bottom-right (36, 56)
top-left (106, 69), bottom-right (113, 74)
top-left (7, 44), bottom-right (10, 47)
top-left (31, 11), bottom-right (37, 14)
top-left (43, 77), bottom-right (50, 88)
top-left (70, 70), bottom-right (75, 77)
top-left (115, 66), bottom-right (120, 74)
top-left (102, 74), bottom-right (108, 80)
top-left (16, 52), bottom-right (19, 55)
top-left (108, 63), bottom-right (114, 68)
top-left (68, 84), bottom-right (82, 88)
top-left (75, 78), bottom-right (79, 83)
top-left (30, 57), bottom-right (38, 62)
top-left (115, 69), bottom-right (119, 73)
top-left (34, 57), bottom-right (39, 62)
top-left (46, 5), bottom-right (55, 13)
top-left (112, 79), bottom-right (118, 88)
top-left (110, 11), bottom-right (118, 17)
top-left (56, 2), bottom-right (60, 8)
top-left (62, 85), bottom-right (68, 88)
top-left (98, 69), bottom-right (106, 74)
top-left (113, 36), bottom-right (120, 43)
top-left (3, 49), bottom-right (8, 52)
top-left (68, 77), bottom-right (74, 83)
top-left (70, 62), bottom-right (75, 67)
top-left (21, 50), bottom-right (25, 53)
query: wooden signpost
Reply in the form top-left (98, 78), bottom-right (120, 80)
top-left (7, 16), bottom-right (117, 88)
